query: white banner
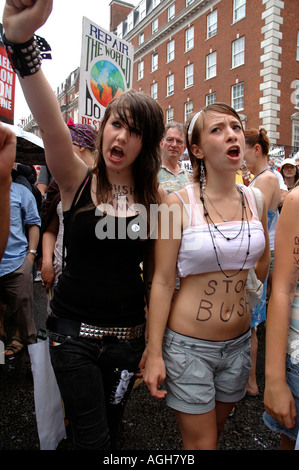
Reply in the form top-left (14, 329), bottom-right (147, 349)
top-left (79, 17), bottom-right (134, 130)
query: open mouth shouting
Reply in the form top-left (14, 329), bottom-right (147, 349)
top-left (227, 146), bottom-right (241, 161)
top-left (109, 146), bottom-right (125, 162)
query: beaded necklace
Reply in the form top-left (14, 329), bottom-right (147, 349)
top-left (200, 186), bottom-right (251, 278)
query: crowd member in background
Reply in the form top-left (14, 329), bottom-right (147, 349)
top-left (0, 165), bottom-right (40, 357)
top-left (0, 123), bottom-right (16, 263)
top-left (244, 128), bottom-right (281, 397)
top-left (144, 103), bottom-right (269, 450)
top-left (158, 122), bottom-right (190, 194)
top-left (279, 158), bottom-right (299, 192)
top-left (264, 183), bottom-right (299, 450)
top-left (2, 0), bottom-right (165, 449)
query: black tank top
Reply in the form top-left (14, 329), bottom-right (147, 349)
top-left (50, 174), bottom-right (148, 326)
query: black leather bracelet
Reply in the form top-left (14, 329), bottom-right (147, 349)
top-left (2, 33), bottom-right (51, 78)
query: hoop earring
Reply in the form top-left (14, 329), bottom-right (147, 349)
top-left (200, 160), bottom-right (206, 190)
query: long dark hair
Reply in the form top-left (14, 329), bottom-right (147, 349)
top-left (94, 90), bottom-right (164, 211)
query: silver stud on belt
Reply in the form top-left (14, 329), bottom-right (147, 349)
top-left (79, 323), bottom-right (145, 341)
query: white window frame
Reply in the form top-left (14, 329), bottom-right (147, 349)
top-left (139, 32), bottom-right (144, 45)
top-left (295, 81), bottom-right (299, 109)
top-left (138, 61), bottom-right (144, 80)
top-left (206, 51), bottom-right (217, 79)
top-left (152, 18), bottom-right (159, 34)
top-left (168, 3), bottom-right (175, 22)
top-left (207, 10), bottom-right (217, 39)
top-left (167, 74), bottom-right (174, 96)
top-left (166, 108), bottom-right (174, 123)
top-left (139, 0), bottom-right (146, 20)
top-left (185, 64), bottom-right (194, 88)
top-left (184, 101), bottom-right (193, 122)
top-left (232, 36), bottom-right (245, 68)
top-left (206, 92), bottom-right (216, 105)
top-left (152, 52), bottom-right (158, 72)
top-left (153, 0), bottom-right (161, 8)
top-left (185, 26), bottom-right (194, 52)
top-left (127, 11), bottom-right (134, 32)
top-left (232, 82), bottom-right (244, 111)
top-left (186, 0), bottom-right (194, 7)
top-left (151, 82), bottom-right (158, 100)
top-left (233, 0), bottom-right (246, 23)
top-left (167, 39), bottom-right (175, 62)
top-left (293, 122), bottom-right (299, 148)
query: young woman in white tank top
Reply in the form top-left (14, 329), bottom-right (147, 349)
top-left (143, 103), bottom-right (270, 450)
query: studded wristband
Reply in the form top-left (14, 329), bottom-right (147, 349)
top-left (2, 33), bottom-right (52, 78)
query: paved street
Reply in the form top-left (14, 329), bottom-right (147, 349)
top-left (0, 282), bottom-right (281, 452)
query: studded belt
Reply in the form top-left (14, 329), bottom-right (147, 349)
top-left (47, 315), bottom-right (145, 341)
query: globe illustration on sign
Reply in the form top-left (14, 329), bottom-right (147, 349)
top-left (90, 60), bottom-right (125, 108)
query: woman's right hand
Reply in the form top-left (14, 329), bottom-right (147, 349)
top-left (41, 260), bottom-right (55, 292)
top-left (143, 355), bottom-right (167, 399)
top-left (264, 379), bottom-right (297, 429)
top-left (3, 0), bottom-right (53, 44)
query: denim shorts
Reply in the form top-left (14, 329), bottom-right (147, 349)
top-left (263, 354), bottom-right (299, 441)
top-left (162, 327), bottom-right (251, 414)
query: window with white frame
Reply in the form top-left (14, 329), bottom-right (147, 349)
top-left (167, 74), bottom-right (174, 96)
top-left (138, 61), bottom-right (144, 80)
top-left (186, 0), bottom-right (194, 7)
top-left (206, 51), bottom-right (217, 79)
top-left (167, 40), bottom-right (175, 62)
top-left (153, 0), bottom-right (161, 8)
top-left (207, 10), bottom-right (217, 38)
top-left (232, 36), bottom-right (245, 68)
top-left (139, 32), bottom-right (144, 45)
top-left (152, 52), bottom-right (158, 72)
top-left (151, 82), bottom-right (158, 100)
top-left (128, 11), bottom-right (134, 31)
top-left (233, 0), bottom-right (246, 23)
top-left (297, 32), bottom-right (299, 61)
top-left (185, 64), bottom-right (194, 88)
top-left (184, 101), bottom-right (193, 122)
top-left (139, 0), bottom-right (146, 20)
top-left (168, 3), bottom-right (175, 21)
top-left (295, 81), bottom-right (299, 108)
top-left (232, 82), bottom-right (244, 111)
top-left (185, 26), bottom-right (194, 52)
top-left (206, 92), bottom-right (216, 105)
top-left (152, 18), bottom-right (158, 34)
top-left (166, 108), bottom-right (174, 123)
top-left (293, 122), bottom-right (299, 148)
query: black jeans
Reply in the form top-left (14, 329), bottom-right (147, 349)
top-left (48, 330), bottom-right (145, 450)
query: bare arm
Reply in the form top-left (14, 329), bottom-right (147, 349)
top-left (0, 123), bottom-right (16, 260)
top-left (264, 187), bottom-right (299, 429)
top-left (2, 0), bottom-right (87, 209)
top-left (143, 193), bottom-right (182, 398)
top-left (255, 193), bottom-right (270, 284)
top-left (41, 213), bottom-right (59, 292)
top-left (26, 224), bottom-right (40, 265)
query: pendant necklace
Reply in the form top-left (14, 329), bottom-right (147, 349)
top-left (203, 187), bottom-right (242, 222)
top-left (200, 187), bottom-right (251, 278)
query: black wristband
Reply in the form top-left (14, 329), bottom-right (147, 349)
top-left (2, 33), bottom-right (52, 78)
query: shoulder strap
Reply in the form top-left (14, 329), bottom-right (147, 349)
top-left (249, 186), bottom-right (263, 220)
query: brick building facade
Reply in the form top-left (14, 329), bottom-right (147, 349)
top-left (111, 0), bottom-right (299, 152)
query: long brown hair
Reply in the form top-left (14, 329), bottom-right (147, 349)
top-left (93, 90), bottom-right (164, 211)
